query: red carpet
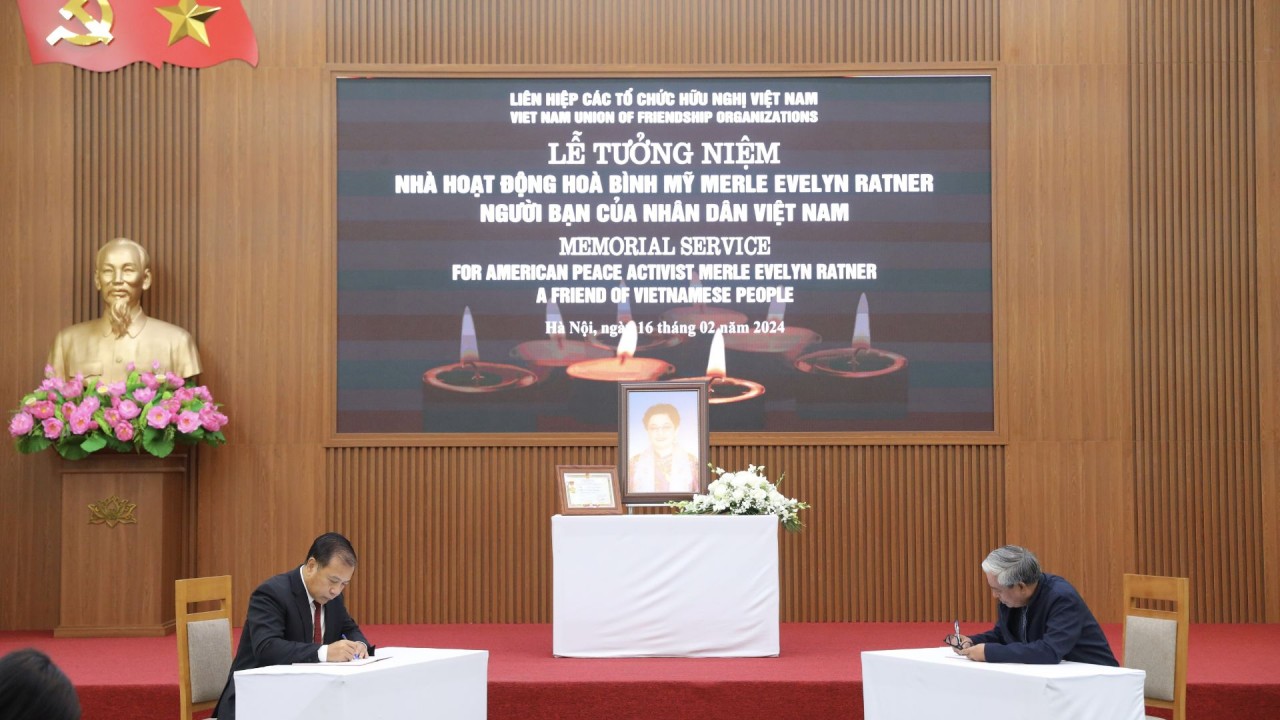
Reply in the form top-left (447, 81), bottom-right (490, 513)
top-left (2, 623), bottom-right (1277, 719)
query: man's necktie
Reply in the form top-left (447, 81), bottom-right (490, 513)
top-left (312, 602), bottom-right (322, 644)
top-left (1019, 608), bottom-right (1028, 642)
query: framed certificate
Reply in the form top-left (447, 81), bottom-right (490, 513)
top-left (556, 465), bottom-right (624, 515)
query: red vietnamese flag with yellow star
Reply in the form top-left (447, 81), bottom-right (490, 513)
top-left (17, 0), bottom-right (258, 72)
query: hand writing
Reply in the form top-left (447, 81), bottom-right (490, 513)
top-left (957, 643), bottom-right (987, 662)
top-left (326, 638), bottom-right (366, 662)
top-left (944, 633), bottom-right (972, 652)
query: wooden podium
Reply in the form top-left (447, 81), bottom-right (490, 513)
top-left (55, 450), bottom-right (189, 637)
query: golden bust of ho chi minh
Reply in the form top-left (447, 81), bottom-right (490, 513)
top-left (47, 238), bottom-right (201, 384)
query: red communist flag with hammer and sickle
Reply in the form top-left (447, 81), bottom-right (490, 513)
top-left (16, 0), bottom-right (258, 72)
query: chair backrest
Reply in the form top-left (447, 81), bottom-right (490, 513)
top-left (1122, 573), bottom-right (1189, 720)
top-left (175, 575), bottom-right (233, 720)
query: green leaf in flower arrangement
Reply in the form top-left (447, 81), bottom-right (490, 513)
top-left (56, 438), bottom-right (90, 461)
top-left (16, 434), bottom-right (52, 454)
top-left (142, 426), bottom-right (175, 458)
top-left (80, 432), bottom-right (108, 454)
top-left (207, 431), bottom-right (226, 446)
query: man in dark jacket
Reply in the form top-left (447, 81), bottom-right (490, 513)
top-left (947, 545), bottom-right (1118, 665)
top-left (213, 532), bottom-right (372, 720)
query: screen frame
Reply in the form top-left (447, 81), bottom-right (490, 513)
top-left (324, 65), bottom-right (1005, 448)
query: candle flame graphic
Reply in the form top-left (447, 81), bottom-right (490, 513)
top-left (851, 293), bottom-right (871, 350)
top-left (766, 300), bottom-right (787, 324)
top-left (705, 329), bottom-right (727, 379)
top-left (617, 321), bottom-right (638, 361)
top-left (460, 306), bottom-right (479, 364)
top-left (546, 302), bottom-right (564, 340)
top-left (617, 283), bottom-right (633, 325)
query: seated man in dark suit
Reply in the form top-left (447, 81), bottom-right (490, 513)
top-left (213, 532), bottom-right (372, 720)
top-left (946, 544), bottom-right (1118, 666)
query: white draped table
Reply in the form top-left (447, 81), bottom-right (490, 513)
top-left (862, 647), bottom-right (1145, 720)
top-left (552, 514), bottom-right (779, 657)
top-left (234, 647), bottom-right (488, 719)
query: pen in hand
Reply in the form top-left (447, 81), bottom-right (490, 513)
top-left (342, 634), bottom-right (363, 660)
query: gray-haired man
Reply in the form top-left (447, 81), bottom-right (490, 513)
top-left (947, 545), bottom-right (1118, 665)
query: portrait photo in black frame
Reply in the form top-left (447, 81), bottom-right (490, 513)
top-left (618, 381), bottom-right (709, 505)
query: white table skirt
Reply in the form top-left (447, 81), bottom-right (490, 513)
top-left (552, 514), bottom-right (780, 657)
top-left (862, 647), bottom-right (1146, 720)
top-left (235, 647), bottom-right (488, 720)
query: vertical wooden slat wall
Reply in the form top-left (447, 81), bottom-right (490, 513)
top-left (0, 4), bottom-right (75, 630)
top-left (998, 0), bottom-right (1136, 621)
top-left (326, 0), bottom-right (999, 65)
top-left (1129, 0), bottom-right (1264, 622)
top-left (1256, 0), bottom-right (1280, 623)
top-left (331, 444), bottom-right (1004, 623)
top-left (2, 0), bottom-right (1277, 630)
top-left (193, 0), bottom-right (332, 608)
top-left (72, 66), bottom-right (200, 334)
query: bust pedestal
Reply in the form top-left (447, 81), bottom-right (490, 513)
top-left (55, 450), bottom-right (189, 637)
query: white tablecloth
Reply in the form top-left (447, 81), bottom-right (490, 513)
top-left (862, 647), bottom-right (1145, 720)
top-left (552, 514), bottom-right (779, 657)
top-left (234, 647), bottom-right (488, 720)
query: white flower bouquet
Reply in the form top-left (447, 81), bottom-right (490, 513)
top-left (669, 464), bottom-right (810, 532)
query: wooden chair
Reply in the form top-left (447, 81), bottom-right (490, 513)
top-left (1122, 574), bottom-right (1189, 720)
top-left (176, 575), bottom-right (234, 720)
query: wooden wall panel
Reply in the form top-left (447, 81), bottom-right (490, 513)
top-left (327, 0), bottom-right (999, 65)
top-left (1257, 0), bottom-right (1280, 623)
top-left (193, 0), bottom-right (332, 610)
top-left (999, 0), bottom-right (1135, 619)
top-left (0, 2), bottom-right (74, 629)
top-left (331, 445), bottom-right (1003, 623)
top-left (4, 0), bottom-right (1276, 629)
top-left (1129, 0), bottom-right (1264, 622)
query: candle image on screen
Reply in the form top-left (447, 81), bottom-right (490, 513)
top-left (792, 293), bottom-right (909, 419)
top-left (422, 306), bottom-right (539, 394)
top-left (674, 329), bottom-right (766, 430)
top-left (566, 321), bottom-right (673, 384)
top-left (675, 330), bottom-right (765, 405)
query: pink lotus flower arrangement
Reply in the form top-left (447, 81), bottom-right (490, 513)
top-left (9, 363), bottom-right (227, 460)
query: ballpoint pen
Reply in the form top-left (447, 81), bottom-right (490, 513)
top-left (953, 620), bottom-right (961, 650)
top-left (342, 634), bottom-right (363, 659)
